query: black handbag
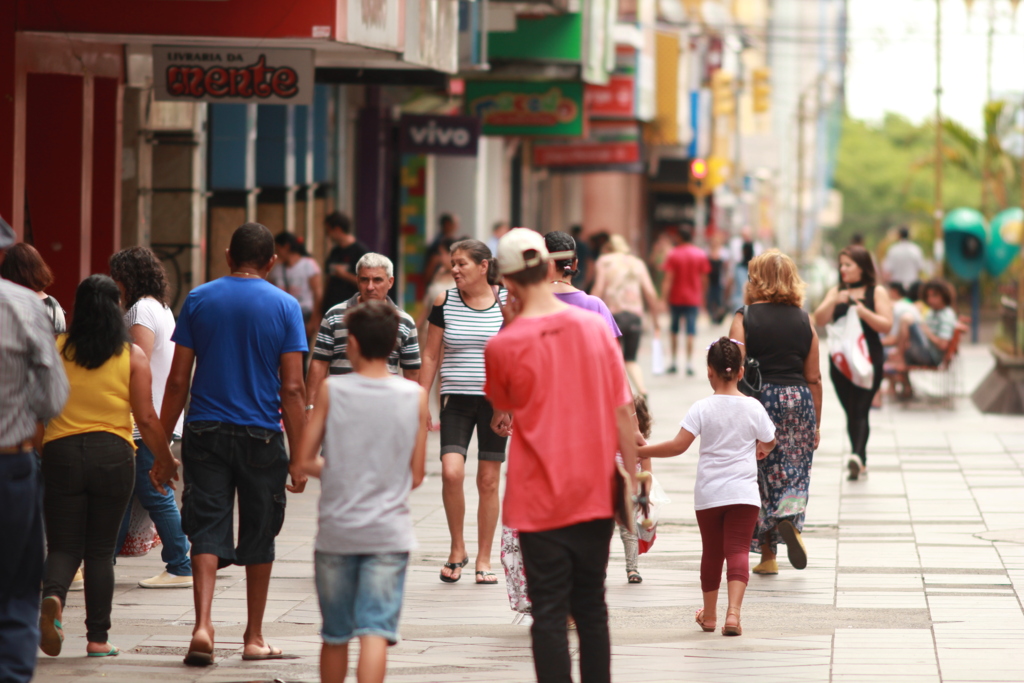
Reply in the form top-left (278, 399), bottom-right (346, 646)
top-left (738, 305), bottom-right (763, 397)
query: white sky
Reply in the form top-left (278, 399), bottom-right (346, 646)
top-left (845, 0), bottom-right (1024, 134)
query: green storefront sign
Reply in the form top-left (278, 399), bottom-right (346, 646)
top-left (464, 81), bottom-right (585, 137)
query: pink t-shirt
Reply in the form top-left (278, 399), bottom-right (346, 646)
top-left (484, 306), bottom-right (632, 533)
top-left (662, 244), bottom-right (711, 306)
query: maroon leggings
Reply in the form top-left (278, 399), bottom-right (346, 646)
top-left (695, 504), bottom-right (761, 592)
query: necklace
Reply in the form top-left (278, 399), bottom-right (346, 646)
top-left (551, 280), bottom-right (572, 286)
top-left (231, 271), bottom-right (260, 278)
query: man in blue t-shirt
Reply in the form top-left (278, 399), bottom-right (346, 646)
top-left (156, 222), bottom-right (308, 667)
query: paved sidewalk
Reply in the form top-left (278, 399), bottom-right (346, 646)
top-left (35, 321), bottom-right (1024, 683)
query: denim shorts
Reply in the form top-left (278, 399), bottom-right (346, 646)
top-left (440, 394), bottom-right (507, 462)
top-left (315, 551), bottom-right (409, 645)
top-left (180, 421), bottom-right (288, 567)
top-left (670, 304), bottom-right (699, 336)
top-left (906, 323), bottom-right (943, 366)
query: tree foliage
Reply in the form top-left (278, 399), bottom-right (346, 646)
top-left (830, 112), bottom-right (1020, 251)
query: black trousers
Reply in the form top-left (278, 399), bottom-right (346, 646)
top-left (830, 364), bottom-right (879, 463)
top-left (0, 451), bottom-right (45, 683)
top-left (519, 518), bottom-right (615, 683)
top-left (42, 432), bottom-right (135, 643)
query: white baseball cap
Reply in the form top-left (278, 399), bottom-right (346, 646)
top-left (496, 228), bottom-right (575, 276)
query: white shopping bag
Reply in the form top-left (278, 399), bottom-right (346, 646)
top-left (826, 307), bottom-right (874, 389)
top-left (651, 337), bottom-right (666, 376)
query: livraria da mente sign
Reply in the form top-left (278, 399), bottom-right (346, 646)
top-left (154, 46), bottom-right (315, 105)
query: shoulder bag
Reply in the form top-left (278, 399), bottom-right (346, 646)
top-left (738, 305), bottom-right (763, 398)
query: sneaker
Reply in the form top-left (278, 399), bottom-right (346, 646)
top-left (847, 454), bottom-right (865, 481)
top-left (69, 568), bottom-right (84, 592)
top-left (138, 571), bottom-right (194, 589)
top-left (686, 364), bottom-right (695, 377)
top-left (666, 365), bottom-right (678, 374)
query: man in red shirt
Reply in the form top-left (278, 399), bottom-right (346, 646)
top-left (485, 228), bottom-right (638, 683)
top-left (661, 227), bottom-right (711, 376)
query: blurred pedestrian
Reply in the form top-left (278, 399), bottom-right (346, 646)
top-left (889, 278), bottom-right (959, 379)
top-left (484, 228), bottom-right (637, 683)
top-left (0, 216), bottom-right (69, 683)
top-left (271, 231), bottom-right (323, 342)
top-left (159, 222), bottom-right (308, 666)
top-left (648, 226), bottom-right (680, 293)
top-left (40, 275), bottom-right (178, 658)
top-left (705, 231), bottom-right (732, 324)
top-left (0, 242), bottom-right (66, 334)
top-left (813, 247), bottom-right (892, 480)
top-left (420, 240), bottom-right (507, 584)
top-left (641, 338), bottom-right (776, 636)
top-left (322, 212), bottom-right (368, 315)
top-left (486, 220), bottom-right (510, 256)
top-left (618, 394), bottom-right (654, 585)
top-left (306, 253), bottom-right (420, 409)
top-left (298, 301), bottom-right (428, 683)
top-left (882, 226), bottom-right (927, 292)
top-left (728, 227), bottom-right (762, 311)
top-left (592, 234), bottom-right (661, 397)
top-left (729, 250), bottom-right (822, 575)
top-left (571, 225), bottom-right (597, 291)
top-left (109, 246), bottom-right (193, 588)
top-left (661, 227), bottom-right (711, 376)
top-left (425, 213), bottom-right (461, 286)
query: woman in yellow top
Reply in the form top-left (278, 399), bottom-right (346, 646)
top-left (38, 275), bottom-right (179, 659)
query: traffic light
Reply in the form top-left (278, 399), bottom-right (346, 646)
top-left (752, 68), bottom-right (771, 114)
top-left (689, 157), bottom-right (710, 196)
top-left (711, 70), bottom-right (735, 117)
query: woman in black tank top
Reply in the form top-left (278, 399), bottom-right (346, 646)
top-left (730, 250), bottom-right (823, 576)
top-left (813, 246), bottom-right (893, 481)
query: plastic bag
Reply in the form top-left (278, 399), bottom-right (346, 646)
top-left (651, 337), bottom-right (665, 376)
top-left (118, 497), bottom-right (161, 557)
top-left (637, 474), bottom-right (671, 554)
top-left (826, 306), bottom-right (874, 390)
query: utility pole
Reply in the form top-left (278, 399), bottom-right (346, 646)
top-left (934, 0), bottom-right (944, 272)
top-left (796, 92), bottom-right (807, 266)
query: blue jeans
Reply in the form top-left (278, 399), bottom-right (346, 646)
top-left (116, 440), bottom-right (192, 576)
top-left (0, 451), bottom-right (44, 683)
top-left (315, 551), bottom-right (409, 645)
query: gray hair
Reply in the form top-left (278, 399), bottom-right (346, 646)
top-left (355, 252), bottom-right (394, 278)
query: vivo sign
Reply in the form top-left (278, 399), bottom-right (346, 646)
top-left (399, 115), bottom-right (480, 156)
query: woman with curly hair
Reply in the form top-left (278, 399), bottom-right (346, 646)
top-left (729, 250), bottom-right (822, 575)
top-left (108, 247), bottom-right (193, 589)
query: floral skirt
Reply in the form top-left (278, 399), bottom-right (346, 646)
top-left (750, 383), bottom-right (816, 554)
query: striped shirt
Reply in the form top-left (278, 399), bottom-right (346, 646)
top-left (428, 287), bottom-right (507, 396)
top-left (0, 279), bottom-right (69, 447)
top-left (312, 294), bottom-right (421, 376)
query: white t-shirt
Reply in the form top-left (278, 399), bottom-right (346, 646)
top-left (125, 297), bottom-right (183, 439)
top-left (681, 394), bottom-right (777, 510)
top-left (270, 256), bottom-right (321, 314)
top-left (883, 241), bottom-right (926, 289)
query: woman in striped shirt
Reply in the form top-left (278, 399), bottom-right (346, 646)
top-left (420, 239), bottom-right (509, 584)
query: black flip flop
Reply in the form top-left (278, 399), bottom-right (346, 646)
top-left (627, 571), bottom-right (643, 584)
top-left (475, 571), bottom-right (498, 585)
top-left (439, 557), bottom-right (469, 583)
top-left (183, 650), bottom-right (214, 667)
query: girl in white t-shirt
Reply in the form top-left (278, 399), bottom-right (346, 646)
top-left (640, 337), bottom-right (776, 637)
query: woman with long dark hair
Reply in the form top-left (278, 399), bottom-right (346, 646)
top-left (813, 246), bottom-right (893, 480)
top-left (109, 247), bottom-right (193, 588)
top-left (39, 275), bottom-right (179, 658)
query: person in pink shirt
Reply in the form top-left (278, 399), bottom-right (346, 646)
top-left (661, 227), bottom-right (711, 376)
top-left (484, 228), bottom-right (638, 683)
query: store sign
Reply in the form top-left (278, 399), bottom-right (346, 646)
top-left (399, 114), bottom-right (479, 156)
top-left (464, 81), bottom-right (584, 137)
top-left (153, 46), bottom-right (314, 105)
top-left (585, 76), bottom-right (635, 118)
top-left (533, 121), bottom-right (641, 171)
